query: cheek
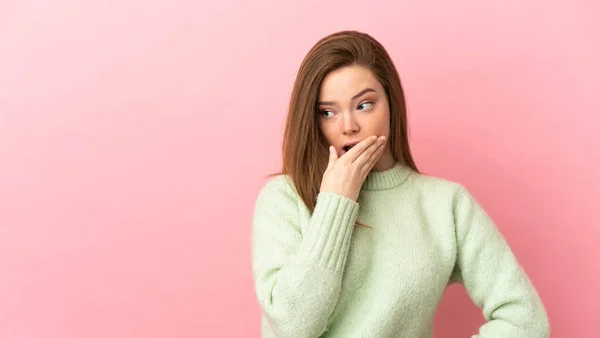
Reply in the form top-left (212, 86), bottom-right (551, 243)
top-left (318, 123), bottom-right (336, 143)
top-left (370, 110), bottom-right (390, 134)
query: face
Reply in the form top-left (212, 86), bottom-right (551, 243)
top-left (317, 65), bottom-right (395, 171)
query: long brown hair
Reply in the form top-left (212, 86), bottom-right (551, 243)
top-left (268, 30), bottom-right (419, 227)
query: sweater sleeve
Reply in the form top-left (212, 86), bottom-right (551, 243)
top-left (251, 176), bottom-right (359, 338)
top-left (449, 186), bottom-right (550, 337)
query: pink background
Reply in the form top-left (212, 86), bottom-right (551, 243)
top-left (1, 0), bottom-right (598, 337)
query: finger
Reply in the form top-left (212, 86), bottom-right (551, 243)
top-left (328, 145), bottom-right (338, 167)
top-left (354, 136), bottom-right (386, 168)
top-left (361, 139), bottom-right (386, 173)
top-left (343, 136), bottom-right (378, 162)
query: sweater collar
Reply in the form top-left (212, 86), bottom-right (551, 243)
top-left (361, 161), bottom-right (413, 191)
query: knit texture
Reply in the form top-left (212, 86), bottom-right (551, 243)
top-left (251, 162), bottom-right (549, 338)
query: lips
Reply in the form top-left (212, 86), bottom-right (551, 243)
top-left (341, 141), bottom-right (360, 153)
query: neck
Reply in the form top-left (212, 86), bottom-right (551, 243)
top-left (362, 159), bottom-right (414, 191)
top-left (371, 150), bottom-right (396, 172)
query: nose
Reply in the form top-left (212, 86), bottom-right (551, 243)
top-left (341, 111), bottom-right (359, 135)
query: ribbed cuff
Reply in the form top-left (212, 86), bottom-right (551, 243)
top-left (298, 192), bottom-right (359, 272)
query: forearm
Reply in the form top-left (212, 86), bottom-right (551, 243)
top-left (452, 186), bottom-right (550, 337)
top-left (254, 192), bottom-right (359, 337)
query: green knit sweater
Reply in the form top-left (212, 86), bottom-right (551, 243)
top-left (251, 162), bottom-right (549, 337)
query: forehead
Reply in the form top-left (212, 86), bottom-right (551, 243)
top-left (319, 65), bottom-right (381, 100)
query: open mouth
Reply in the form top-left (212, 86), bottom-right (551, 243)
top-left (342, 143), bottom-right (358, 152)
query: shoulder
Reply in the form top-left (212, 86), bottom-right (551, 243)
top-left (408, 171), bottom-right (468, 199)
top-left (409, 172), bottom-right (487, 221)
top-left (252, 174), bottom-right (305, 234)
top-left (254, 174), bottom-right (300, 207)
top-left (257, 174), bottom-right (297, 196)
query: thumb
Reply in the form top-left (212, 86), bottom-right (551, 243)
top-left (328, 146), bottom-right (338, 164)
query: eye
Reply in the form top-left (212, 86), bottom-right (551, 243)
top-left (320, 110), bottom-right (334, 118)
top-left (358, 101), bottom-right (373, 110)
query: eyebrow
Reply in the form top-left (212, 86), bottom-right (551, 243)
top-left (318, 88), bottom-right (376, 106)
